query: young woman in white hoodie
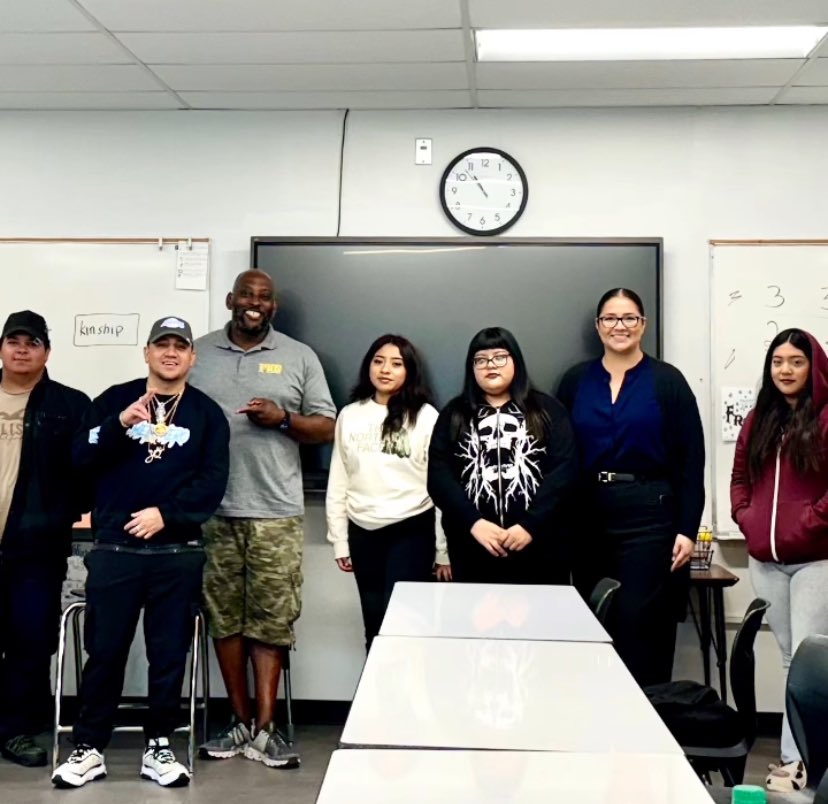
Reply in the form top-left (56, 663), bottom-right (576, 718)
top-left (326, 334), bottom-right (449, 650)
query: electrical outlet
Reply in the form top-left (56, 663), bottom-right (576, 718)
top-left (415, 138), bottom-right (432, 165)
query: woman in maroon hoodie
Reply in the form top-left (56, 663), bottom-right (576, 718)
top-left (731, 328), bottom-right (828, 794)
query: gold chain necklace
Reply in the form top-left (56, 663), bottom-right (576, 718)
top-left (145, 390), bottom-right (184, 463)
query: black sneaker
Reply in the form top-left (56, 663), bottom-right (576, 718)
top-left (1, 734), bottom-right (47, 767)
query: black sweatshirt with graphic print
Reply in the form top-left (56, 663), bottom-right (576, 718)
top-left (73, 378), bottom-right (230, 549)
top-left (427, 392), bottom-right (578, 580)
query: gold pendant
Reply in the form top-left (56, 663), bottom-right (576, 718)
top-left (154, 423), bottom-right (169, 437)
top-left (145, 445), bottom-right (165, 464)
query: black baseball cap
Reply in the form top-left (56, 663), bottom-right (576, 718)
top-left (147, 316), bottom-right (194, 345)
top-left (1, 310), bottom-right (50, 347)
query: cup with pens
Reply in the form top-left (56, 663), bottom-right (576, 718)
top-left (691, 526), bottom-right (715, 570)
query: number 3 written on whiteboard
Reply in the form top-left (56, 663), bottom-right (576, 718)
top-left (766, 285), bottom-right (785, 308)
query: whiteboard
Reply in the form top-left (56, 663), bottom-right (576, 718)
top-left (710, 242), bottom-right (828, 536)
top-left (0, 239), bottom-right (210, 399)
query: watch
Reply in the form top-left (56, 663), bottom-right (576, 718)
top-left (440, 147), bottom-right (528, 236)
top-left (278, 410), bottom-right (292, 432)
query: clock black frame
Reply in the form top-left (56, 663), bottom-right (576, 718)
top-left (439, 146), bottom-right (529, 237)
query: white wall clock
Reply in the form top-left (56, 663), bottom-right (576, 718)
top-left (440, 147), bottom-right (528, 236)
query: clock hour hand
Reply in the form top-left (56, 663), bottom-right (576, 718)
top-left (471, 174), bottom-right (489, 199)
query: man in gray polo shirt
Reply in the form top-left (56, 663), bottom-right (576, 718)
top-left (188, 270), bottom-right (335, 769)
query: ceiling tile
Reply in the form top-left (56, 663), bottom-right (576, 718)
top-left (469, 0), bottom-right (828, 28)
top-left (794, 57), bottom-right (828, 84)
top-left (178, 90), bottom-right (472, 109)
top-left (0, 0), bottom-right (95, 32)
top-left (0, 33), bottom-right (130, 64)
top-left (776, 85), bottom-right (828, 102)
top-left (476, 87), bottom-right (779, 106)
top-left (0, 65), bottom-right (161, 91)
top-left (80, 0), bottom-right (461, 32)
top-left (154, 63), bottom-right (469, 92)
top-left (0, 91), bottom-right (179, 109)
top-left (476, 60), bottom-right (803, 90)
top-left (118, 30), bottom-right (466, 64)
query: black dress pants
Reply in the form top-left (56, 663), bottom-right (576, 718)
top-left (348, 509), bottom-right (435, 651)
top-left (0, 557), bottom-right (66, 740)
top-left (591, 480), bottom-right (680, 688)
top-left (73, 547), bottom-right (204, 750)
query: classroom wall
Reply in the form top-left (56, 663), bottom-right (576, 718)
top-left (3, 106), bottom-right (827, 710)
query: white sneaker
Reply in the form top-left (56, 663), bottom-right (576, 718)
top-left (52, 745), bottom-right (107, 788)
top-left (140, 737), bottom-right (190, 787)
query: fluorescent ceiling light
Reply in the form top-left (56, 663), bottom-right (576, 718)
top-left (475, 26), bottom-right (828, 61)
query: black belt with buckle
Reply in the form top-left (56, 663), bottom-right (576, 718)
top-left (597, 471), bottom-right (639, 483)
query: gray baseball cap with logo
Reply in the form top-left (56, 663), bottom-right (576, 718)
top-left (147, 316), bottom-right (193, 345)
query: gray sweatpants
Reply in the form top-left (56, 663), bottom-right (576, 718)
top-left (749, 556), bottom-right (828, 763)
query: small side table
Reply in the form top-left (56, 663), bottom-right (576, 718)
top-left (689, 564), bottom-right (739, 704)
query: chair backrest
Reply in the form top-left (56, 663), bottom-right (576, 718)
top-left (787, 635), bottom-right (828, 794)
top-left (588, 577), bottom-right (621, 627)
top-left (729, 597), bottom-right (770, 748)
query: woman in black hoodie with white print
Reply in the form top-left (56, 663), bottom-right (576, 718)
top-left (428, 327), bottom-right (578, 584)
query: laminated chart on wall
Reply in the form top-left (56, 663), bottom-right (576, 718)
top-left (710, 241), bottom-right (828, 535)
top-left (0, 238), bottom-right (210, 399)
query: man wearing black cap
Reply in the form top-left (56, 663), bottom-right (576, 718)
top-left (0, 310), bottom-right (91, 768)
top-left (51, 317), bottom-right (229, 789)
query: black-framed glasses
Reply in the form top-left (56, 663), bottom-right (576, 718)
top-left (472, 353), bottom-right (511, 369)
top-left (597, 315), bottom-right (644, 329)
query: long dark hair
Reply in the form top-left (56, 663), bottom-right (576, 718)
top-left (449, 326), bottom-right (548, 441)
top-left (349, 334), bottom-right (432, 438)
top-left (595, 287), bottom-right (645, 318)
top-left (748, 328), bottom-right (821, 480)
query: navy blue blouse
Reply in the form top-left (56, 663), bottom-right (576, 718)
top-left (569, 356), bottom-right (667, 475)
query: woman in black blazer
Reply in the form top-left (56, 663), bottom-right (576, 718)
top-left (558, 288), bottom-right (704, 687)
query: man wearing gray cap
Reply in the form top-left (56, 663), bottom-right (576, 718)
top-left (52, 317), bottom-right (229, 789)
top-left (0, 310), bottom-right (91, 768)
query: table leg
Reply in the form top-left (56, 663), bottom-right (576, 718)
top-left (697, 586), bottom-right (711, 688)
top-left (713, 587), bottom-right (728, 705)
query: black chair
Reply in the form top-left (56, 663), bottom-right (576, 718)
top-left (588, 577), bottom-right (621, 627)
top-left (645, 598), bottom-right (769, 786)
top-left (787, 635), bottom-right (828, 803)
top-left (708, 633), bottom-right (828, 803)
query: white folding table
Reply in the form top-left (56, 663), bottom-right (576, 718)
top-left (379, 582), bottom-right (611, 642)
top-left (318, 749), bottom-right (714, 803)
top-left (340, 636), bottom-right (681, 756)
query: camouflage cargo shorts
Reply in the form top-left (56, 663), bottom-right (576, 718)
top-left (202, 515), bottom-right (304, 646)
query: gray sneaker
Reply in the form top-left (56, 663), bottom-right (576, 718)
top-left (243, 723), bottom-right (300, 769)
top-left (198, 720), bottom-right (252, 760)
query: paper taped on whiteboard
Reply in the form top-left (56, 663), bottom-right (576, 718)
top-left (721, 386), bottom-right (756, 442)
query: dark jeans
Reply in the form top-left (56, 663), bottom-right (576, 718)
top-left (0, 557), bottom-right (66, 741)
top-left (588, 480), bottom-right (681, 688)
top-left (73, 548), bottom-right (205, 750)
top-left (349, 509), bottom-right (435, 651)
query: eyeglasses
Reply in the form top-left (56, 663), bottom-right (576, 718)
top-left (472, 353), bottom-right (511, 369)
top-left (597, 315), bottom-right (644, 329)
